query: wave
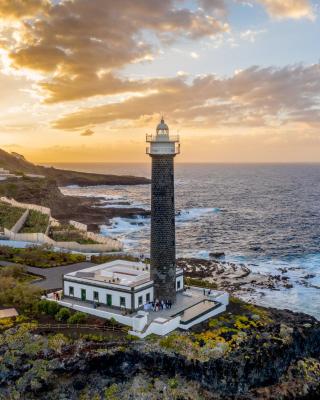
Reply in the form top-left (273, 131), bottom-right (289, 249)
top-left (176, 207), bottom-right (220, 222)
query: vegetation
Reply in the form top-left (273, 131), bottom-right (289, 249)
top-left (159, 297), bottom-right (272, 361)
top-left (67, 311), bottom-right (87, 324)
top-left (184, 277), bottom-right (218, 290)
top-left (55, 307), bottom-right (71, 322)
top-left (20, 210), bottom-right (49, 233)
top-left (91, 254), bottom-right (139, 263)
top-left (0, 264), bottom-right (42, 315)
top-left (50, 224), bottom-right (98, 244)
top-left (37, 300), bottom-right (87, 324)
top-left (0, 245), bottom-right (86, 267)
top-left (0, 201), bottom-right (25, 230)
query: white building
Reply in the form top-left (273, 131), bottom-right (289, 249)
top-left (0, 168), bottom-right (20, 180)
top-left (63, 260), bottom-right (184, 311)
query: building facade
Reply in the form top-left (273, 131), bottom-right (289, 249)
top-left (146, 118), bottom-right (180, 303)
top-left (63, 260), bottom-right (184, 311)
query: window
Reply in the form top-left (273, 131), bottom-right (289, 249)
top-left (177, 280), bottom-right (181, 290)
top-left (146, 293), bottom-right (150, 303)
top-left (138, 296), bottom-right (143, 306)
top-left (106, 294), bottom-right (112, 306)
top-left (69, 286), bottom-right (74, 296)
top-left (120, 297), bottom-right (126, 307)
top-left (93, 291), bottom-right (99, 301)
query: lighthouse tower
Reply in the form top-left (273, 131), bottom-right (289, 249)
top-left (146, 118), bottom-right (180, 303)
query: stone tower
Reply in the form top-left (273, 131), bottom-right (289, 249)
top-left (146, 118), bottom-right (180, 303)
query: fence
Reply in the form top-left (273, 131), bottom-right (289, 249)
top-left (32, 323), bottom-right (127, 333)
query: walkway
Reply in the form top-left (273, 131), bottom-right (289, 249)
top-left (0, 260), bottom-right (95, 290)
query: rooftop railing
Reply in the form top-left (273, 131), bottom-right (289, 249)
top-left (146, 134), bottom-right (180, 143)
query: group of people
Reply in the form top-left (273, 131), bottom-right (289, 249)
top-left (52, 292), bottom-right (61, 300)
top-left (151, 299), bottom-right (172, 311)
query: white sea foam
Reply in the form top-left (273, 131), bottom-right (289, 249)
top-left (176, 207), bottom-right (220, 222)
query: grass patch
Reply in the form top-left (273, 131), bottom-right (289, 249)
top-left (0, 201), bottom-right (25, 229)
top-left (184, 277), bottom-right (218, 290)
top-left (50, 224), bottom-right (98, 244)
top-left (20, 210), bottom-right (49, 233)
top-left (91, 254), bottom-right (139, 263)
top-left (0, 245), bottom-right (86, 267)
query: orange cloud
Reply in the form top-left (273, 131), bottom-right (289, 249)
top-left (53, 64), bottom-right (320, 130)
top-left (0, 0), bottom-right (49, 19)
top-left (255, 0), bottom-right (314, 19)
top-left (3, 0), bottom-right (228, 103)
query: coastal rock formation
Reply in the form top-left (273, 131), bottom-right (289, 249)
top-left (0, 303), bottom-right (319, 399)
top-left (0, 148), bottom-right (150, 229)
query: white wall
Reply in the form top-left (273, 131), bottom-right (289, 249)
top-left (54, 299), bottom-right (134, 327)
top-left (129, 315), bottom-right (181, 338)
top-left (134, 286), bottom-right (154, 308)
top-left (1, 196), bottom-right (51, 216)
top-left (176, 275), bottom-right (184, 291)
top-left (178, 303), bottom-right (227, 330)
top-left (64, 280), bottom-right (132, 309)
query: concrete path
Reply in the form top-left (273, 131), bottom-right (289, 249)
top-left (0, 260), bottom-right (95, 291)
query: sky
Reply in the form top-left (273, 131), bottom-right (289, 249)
top-left (0, 0), bottom-right (320, 163)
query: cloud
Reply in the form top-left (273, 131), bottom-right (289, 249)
top-left (190, 52), bottom-right (200, 59)
top-left (0, 0), bottom-right (49, 19)
top-left (81, 128), bottom-right (94, 136)
top-left (52, 63), bottom-right (320, 131)
top-left (255, 0), bottom-right (314, 19)
top-left (2, 0), bottom-right (228, 103)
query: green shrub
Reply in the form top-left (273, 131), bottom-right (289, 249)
top-left (37, 300), bottom-right (60, 316)
top-left (168, 377), bottom-right (178, 389)
top-left (55, 307), bottom-right (71, 322)
top-left (68, 311), bottom-right (87, 324)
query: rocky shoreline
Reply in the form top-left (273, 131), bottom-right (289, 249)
top-left (178, 256), bottom-right (320, 300)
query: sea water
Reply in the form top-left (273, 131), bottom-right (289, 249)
top-left (53, 163), bottom-right (320, 319)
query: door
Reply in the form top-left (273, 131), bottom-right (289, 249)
top-left (107, 294), bottom-right (112, 306)
top-left (81, 289), bottom-right (86, 301)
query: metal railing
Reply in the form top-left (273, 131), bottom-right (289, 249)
top-left (31, 323), bottom-right (127, 333)
top-left (146, 144), bottom-right (180, 155)
top-left (146, 134), bottom-right (179, 143)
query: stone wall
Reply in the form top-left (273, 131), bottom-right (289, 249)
top-left (0, 196), bottom-right (51, 216)
top-left (1, 197), bottom-right (122, 252)
top-left (10, 209), bottom-right (29, 233)
top-left (69, 220), bottom-right (87, 232)
top-left (150, 155), bottom-right (176, 303)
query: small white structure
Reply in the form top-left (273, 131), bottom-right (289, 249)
top-left (63, 260), bottom-right (184, 311)
top-left (0, 168), bottom-right (17, 180)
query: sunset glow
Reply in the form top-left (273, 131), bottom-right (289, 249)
top-left (0, 0), bottom-right (319, 163)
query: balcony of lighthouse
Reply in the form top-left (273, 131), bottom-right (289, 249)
top-left (146, 133), bottom-right (180, 155)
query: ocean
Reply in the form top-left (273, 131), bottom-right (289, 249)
top-left (52, 163), bottom-right (320, 319)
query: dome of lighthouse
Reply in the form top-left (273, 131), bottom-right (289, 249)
top-left (156, 118), bottom-right (169, 134)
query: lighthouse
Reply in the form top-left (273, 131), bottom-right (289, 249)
top-left (146, 118), bottom-right (180, 303)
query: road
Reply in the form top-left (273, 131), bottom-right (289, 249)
top-left (0, 260), bottom-right (95, 291)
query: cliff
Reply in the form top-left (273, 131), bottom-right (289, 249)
top-left (0, 300), bottom-right (319, 399)
top-left (0, 148), bottom-right (150, 186)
